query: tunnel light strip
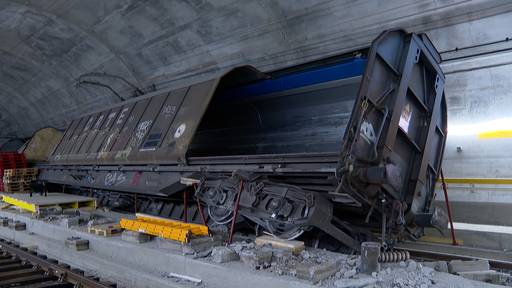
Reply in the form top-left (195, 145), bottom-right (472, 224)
top-left (450, 222), bottom-right (512, 234)
top-left (449, 117), bottom-right (512, 137)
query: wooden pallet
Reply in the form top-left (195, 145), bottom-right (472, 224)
top-left (2, 182), bottom-right (31, 193)
top-left (3, 168), bottom-right (38, 177)
top-left (87, 224), bottom-right (123, 237)
top-left (3, 175), bottom-right (37, 183)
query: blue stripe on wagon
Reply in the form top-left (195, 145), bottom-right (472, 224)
top-left (221, 57), bottom-right (367, 99)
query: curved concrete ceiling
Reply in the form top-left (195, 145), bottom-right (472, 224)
top-left (1, 0), bottom-right (511, 138)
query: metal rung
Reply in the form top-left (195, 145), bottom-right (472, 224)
top-left (119, 213), bottom-right (208, 243)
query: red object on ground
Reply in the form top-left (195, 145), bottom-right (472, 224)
top-left (440, 169), bottom-right (458, 246)
top-left (0, 152), bottom-right (28, 192)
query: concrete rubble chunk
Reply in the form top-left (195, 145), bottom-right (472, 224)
top-left (423, 261), bottom-right (449, 273)
top-left (60, 216), bottom-right (80, 228)
top-left (295, 259), bottom-right (342, 283)
top-left (62, 209), bottom-right (80, 216)
top-left (211, 246), bottom-right (239, 263)
top-left (230, 241), bottom-right (255, 254)
top-left (422, 266), bottom-right (435, 276)
top-left (121, 230), bottom-right (151, 244)
top-left (0, 217), bottom-right (9, 227)
top-left (65, 237), bottom-right (89, 251)
top-left (448, 259), bottom-right (490, 274)
top-left (8, 220), bottom-right (26, 231)
top-left (347, 256), bottom-right (359, 267)
top-left (255, 235), bottom-right (305, 255)
top-left (334, 276), bottom-right (378, 288)
top-left (239, 247), bottom-right (273, 267)
top-left (39, 206), bottom-right (63, 217)
top-left (182, 235), bottom-right (223, 255)
top-left (272, 248), bottom-right (292, 261)
top-left (406, 260), bottom-right (417, 271)
top-left (458, 270), bottom-right (511, 285)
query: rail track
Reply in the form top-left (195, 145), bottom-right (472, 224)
top-left (0, 238), bottom-right (115, 288)
top-left (396, 241), bottom-right (512, 270)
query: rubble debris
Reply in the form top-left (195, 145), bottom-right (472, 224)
top-left (121, 230), bottom-right (151, 244)
top-left (254, 235), bottom-right (305, 255)
top-left (38, 206), bottom-right (63, 217)
top-left (62, 208), bottom-right (80, 216)
top-left (295, 259), bottom-right (342, 283)
top-left (0, 217), bottom-right (9, 227)
top-left (8, 220), bottom-right (26, 231)
top-left (205, 239), bottom-right (450, 287)
top-left (86, 216), bottom-right (115, 227)
top-left (229, 241), bottom-right (255, 255)
top-left (239, 247), bottom-right (273, 268)
top-left (211, 246), bottom-right (239, 263)
top-left (343, 269), bottom-right (357, 278)
top-left (182, 235), bottom-right (223, 256)
top-left (272, 248), bottom-right (293, 261)
top-left (65, 237), bottom-right (89, 251)
top-left (448, 259), bottom-right (490, 274)
top-left (423, 261), bottom-right (449, 273)
top-left (60, 216), bottom-right (80, 228)
top-left (458, 270), bottom-right (512, 285)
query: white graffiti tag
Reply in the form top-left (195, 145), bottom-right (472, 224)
top-left (104, 172), bottom-right (126, 186)
top-left (162, 105), bottom-right (177, 118)
top-left (134, 120), bottom-right (153, 146)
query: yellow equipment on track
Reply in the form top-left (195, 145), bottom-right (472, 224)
top-left (119, 213), bottom-right (208, 243)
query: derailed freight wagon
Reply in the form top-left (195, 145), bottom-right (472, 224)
top-left (39, 29), bottom-right (447, 250)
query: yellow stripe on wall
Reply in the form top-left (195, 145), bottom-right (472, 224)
top-left (439, 178), bottom-right (512, 185)
top-left (478, 130), bottom-right (512, 139)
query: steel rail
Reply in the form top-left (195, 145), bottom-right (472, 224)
top-left (0, 238), bottom-right (114, 288)
top-left (396, 241), bottom-right (512, 270)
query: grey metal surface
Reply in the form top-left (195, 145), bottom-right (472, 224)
top-left (336, 30), bottom-right (447, 240)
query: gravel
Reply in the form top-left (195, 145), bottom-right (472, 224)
top-left (205, 241), bottom-right (500, 288)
